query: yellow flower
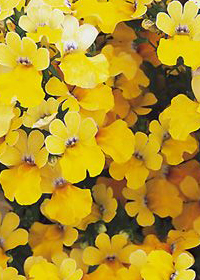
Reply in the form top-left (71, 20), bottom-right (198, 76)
top-left (0, 129), bottom-right (48, 205)
top-left (45, 111), bottom-right (105, 183)
top-left (83, 233), bottom-right (134, 269)
top-left (46, 78), bottom-right (114, 113)
top-left (0, 212), bottom-right (28, 267)
top-left (123, 186), bottom-right (155, 227)
top-left (167, 229), bottom-right (200, 258)
top-left (156, 1), bottom-right (200, 68)
top-left (0, 32), bottom-right (49, 107)
top-left (141, 250), bottom-right (196, 280)
top-left (23, 98), bottom-right (59, 129)
top-left (0, 0), bottom-right (20, 20)
top-left (161, 94), bottom-right (200, 141)
top-left (77, 183), bottom-right (117, 229)
top-left (19, 5), bottom-right (64, 44)
top-left (29, 222), bottom-right (78, 261)
top-left (57, 15), bottom-right (109, 88)
top-left (40, 162), bottom-right (92, 225)
top-left (109, 132), bottom-right (162, 189)
top-left (0, 266), bottom-right (26, 280)
top-left (149, 113), bottom-right (198, 165)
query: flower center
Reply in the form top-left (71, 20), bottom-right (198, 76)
top-left (65, 136), bottom-right (79, 147)
top-left (106, 255), bottom-right (116, 262)
top-left (64, 0), bottom-right (71, 7)
top-left (54, 177), bottom-right (67, 187)
top-left (134, 151), bottom-right (143, 160)
top-left (63, 41), bottom-right (78, 53)
top-left (175, 24), bottom-right (190, 35)
top-left (170, 272), bottom-right (177, 280)
top-left (17, 57), bottom-right (32, 66)
top-left (23, 155), bottom-right (35, 165)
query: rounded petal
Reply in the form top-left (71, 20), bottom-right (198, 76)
top-left (32, 48), bottom-right (50, 71)
top-left (45, 135), bottom-right (66, 155)
top-left (76, 24), bottom-right (98, 51)
top-left (0, 212), bottom-right (19, 238)
top-left (83, 247), bottom-right (103, 266)
top-left (3, 228), bottom-right (28, 251)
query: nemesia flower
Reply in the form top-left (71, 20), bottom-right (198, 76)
top-left (161, 94), bottom-right (200, 141)
top-left (77, 183), bottom-right (117, 230)
top-left (83, 233), bottom-right (135, 270)
top-left (43, 0), bottom-right (73, 13)
top-left (29, 222), bottom-right (78, 261)
top-left (109, 132), bottom-right (163, 189)
top-left (0, 32), bottom-right (49, 107)
top-left (45, 111), bottom-right (105, 183)
top-left (0, 129), bottom-right (48, 205)
top-left (156, 1), bottom-right (200, 68)
top-left (141, 250), bottom-right (196, 280)
top-left (19, 5), bottom-right (64, 43)
top-left (167, 229), bottom-right (200, 258)
top-left (149, 112), bottom-right (198, 165)
top-left (57, 15), bottom-right (109, 88)
top-left (123, 186), bottom-right (155, 227)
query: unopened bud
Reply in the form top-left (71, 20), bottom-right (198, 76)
top-left (142, 19), bottom-right (157, 32)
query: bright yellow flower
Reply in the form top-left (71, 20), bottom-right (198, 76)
top-left (156, 1), bottom-right (200, 68)
top-left (19, 5), bottom-right (64, 43)
top-left (77, 183), bottom-right (117, 229)
top-left (123, 186), bottom-right (155, 227)
top-left (109, 132), bottom-right (162, 189)
top-left (57, 15), bottom-right (109, 88)
top-left (141, 250), bottom-right (195, 280)
top-left (46, 78), bottom-right (114, 113)
top-left (40, 162), bottom-right (92, 225)
top-left (29, 222), bottom-right (78, 261)
top-left (0, 212), bottom-right (28, 267)
top-left (0, 0), bottom-right (20, 20)
top-left (167, 229), bottom-right (200, 258)
top-left (45, 111), bottom-right (104, 183)
top-left (0, 32), bottom-right (49, 107)
top-left (149, 113), bottom-right (198, 165)
top-left (0, 266), bottom-right (26, 280)
top-left (0, 130), bottom-right (48, 205)
top-left (23, 98), bottom-right (59, 129)
top-left (83, 233), bottom-right (134, 269)
top-left (161, 94), bottom-right (200, 141)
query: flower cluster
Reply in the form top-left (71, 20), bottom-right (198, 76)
top-left (0, 0), bottom-right (199, 279)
